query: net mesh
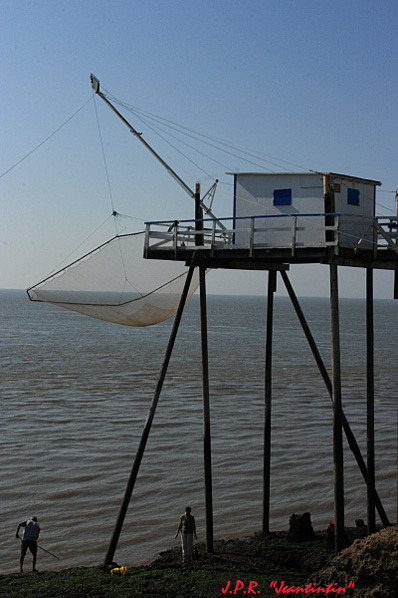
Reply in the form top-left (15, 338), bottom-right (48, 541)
top-left (27, 232), bottom-right (199, 326)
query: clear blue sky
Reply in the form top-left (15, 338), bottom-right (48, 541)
top-left (1, 0), bottom-right (397, 298)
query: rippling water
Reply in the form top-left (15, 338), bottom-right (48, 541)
top-left (1, 289), bottom-right (396, 573)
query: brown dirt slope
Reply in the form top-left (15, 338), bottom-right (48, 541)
top-left (309, 526), bottom-right (398, 597)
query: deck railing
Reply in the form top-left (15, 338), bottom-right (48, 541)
top-left (144, 213), bottom-right (398, 257)
top-left (372, 216), bottom-right (398, 256)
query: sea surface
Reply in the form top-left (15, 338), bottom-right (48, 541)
top-left (1, 289), bottom-right (397, 574)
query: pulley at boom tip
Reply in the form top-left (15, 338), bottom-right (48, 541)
top-left (90, 74), bottom-right (100, 94)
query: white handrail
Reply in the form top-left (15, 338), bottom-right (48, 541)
top-left (144, 214), bottom-right (398, 255)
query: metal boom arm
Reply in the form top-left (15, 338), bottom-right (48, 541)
top-left (90, 74), bottom-right (225, 227)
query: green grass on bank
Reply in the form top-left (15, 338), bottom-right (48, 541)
top-left (0, 529), bottom-right (372, 598)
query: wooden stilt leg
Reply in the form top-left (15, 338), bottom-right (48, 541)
top-left (366, 268), bottom-right (376, 534)
top-left (200, 266), bottom-right (214, 552)
top-left (263, 270), bottom-right (276, 534)
top-left (330, 264), bottom-right (345, 553)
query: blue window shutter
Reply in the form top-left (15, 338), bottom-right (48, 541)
top-left (347, 188), bottom-right (360, 205)
top-left (273, 188), bottom-right (292, 206)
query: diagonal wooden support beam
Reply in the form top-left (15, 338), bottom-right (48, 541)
top-left (104, 266), bottom-right (196, 566)
top-left (280, 270), bottom-right (390, 526)
top-left (374, 221), bottom-right (398, 255)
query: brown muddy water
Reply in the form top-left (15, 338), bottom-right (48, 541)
top-left (1, 290), bottom-right (396, 573)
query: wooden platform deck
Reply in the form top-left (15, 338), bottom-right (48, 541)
top-left (144, 214), bottom-right (398, 272)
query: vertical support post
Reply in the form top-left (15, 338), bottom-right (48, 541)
top-left (199, 265), bottom-right (214, 552)
top-left (195, 182), bottom-right (204, 246)
top-left (366, 268), bottom-right (376, 534)
top-left (394, 192), bottom-right (398, 300)
top-left (291, 215), bottom-right (297, 256)
top-left (263, 269), bottom-right (277, 534)
top-left (330, 263), bottom-right (345, 552)
top-left (324, 174), bottom-right (335, 244)
top-left (144, 223), bottom-right (150, 254)
top-left (173, 222), bottom-right (178, 258)
top-left (103, 266), bottom-right (196, 567)
top-left (249, 217), bottom-right (255, 257)
top-left (211, 219), bottom-right (217, 251)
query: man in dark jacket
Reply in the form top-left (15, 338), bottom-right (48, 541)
top-left (16, 516), bottom-right (41, 573)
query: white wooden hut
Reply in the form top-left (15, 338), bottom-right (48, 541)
top-left (231, 172), bottom-right (381, 251)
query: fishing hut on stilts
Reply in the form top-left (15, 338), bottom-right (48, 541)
top-left (87, 78), bottom-right (397, 564)
top-left (29, 76), bottom-right (397, 566)
top-left (140, 172), bottom-right (396, 558)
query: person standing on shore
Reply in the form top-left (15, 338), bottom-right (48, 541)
top-left (16, 516), bottom-right (41, 573)
top-left (174, 506), bottom-right (197, 563)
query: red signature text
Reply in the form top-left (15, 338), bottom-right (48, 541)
top-left (222, 580), bottom-right (259, 594)
top-left (269, 581), bottom-right (355, 594)
top-left (221, 580), bottom-right (355, 594)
